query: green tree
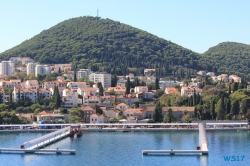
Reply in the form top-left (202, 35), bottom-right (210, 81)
top-left (215, 95), bottom-right (226, 120)
top-left (230, 99), bottom-right (240, 116)
top-left (125, 77), bottom-right (130, 94)
top-left (69, 107), bottom-right (84, 123)
top-left (240, 99), bottom-right (248, 115)
top-left (111, 75), bottom-right (118, 87)
top-left (95, 105), bottom-right (103, 114)
top-left (98, 83), bottom-right (104, 96)
top-left (163, 108), bottom-right (175, 123)
top-left (152, 102), bottom-right (163, 122)
top-left (155, 77), bottom-right (160, 90)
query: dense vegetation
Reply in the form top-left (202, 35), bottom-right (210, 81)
top-left (199, 42), bottom-right (250, 77)
top-left (0, 16), bottom-right (200, 77)
top-left (1, 17), bottom-right (250, 78)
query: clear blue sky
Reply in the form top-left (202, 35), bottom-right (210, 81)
top-left (0, 0), bottom-right (250, 53)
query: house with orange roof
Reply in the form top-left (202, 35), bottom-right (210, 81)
top-left (43, 80), bottom-right (64, 89)
top-left (123, 108), bottom-right (146, 120)
top-left (36, 110), bottom-right (66, 122)
top-left (181, 86), bottom-right (202, 96)
top-left (16, 113), bottom-right (35, 122)
top-left (105, 109), bottom-right (119, 119)
top-left (81, 106), bottom-right (95, 122)
top-left (21, 57), bottom-right (34, 64)
top-left (0, 79), bottom-right (21, 88)
top-left (77, 87), bottom-right (98, 96)
top-left (134, 86), bottom-right (148, 93)
top-left (82, 94), bottom-right (100, 106)
top-left (165, 87), bottom-right (178, 94)
top-left (24, 80), bottom-right (39, 89)
top-left (119, 94), bottom-right (137, 106)
top-left (67, 82), bottom-right (89, 89)
top-left (99, 96), bottom-right (112, 107)
top-left (90, 113), bottom-right (108, 123)
top-left (61, 94), bottom-right (78, 108)
top-left (106, 87), bottom-right (126, 95)
top-left (13, 85), bottom-right (51, 103)
top-left (116, 103), bottom-right (129, 110)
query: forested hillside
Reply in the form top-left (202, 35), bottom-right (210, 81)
top-left (0, 16), bottom-right (200, 76)
top-left (199, 42), bottom-right (250, 77)
top-left (1, 17), bottom-right (250, 78)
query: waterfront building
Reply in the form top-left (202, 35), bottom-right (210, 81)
top-left (90, 113), bottom-right (108, 123)
top-left (81, 106), bottom-right (95, 122)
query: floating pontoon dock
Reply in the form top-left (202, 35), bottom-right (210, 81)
top-left (142, 123), bottom-right (209, 155)
top-left (0, 148), bottom-right (75, 154)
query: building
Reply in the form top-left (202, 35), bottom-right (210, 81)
top-left (165, 87), bottom-right (178, 94)
top-left (27, 63), bottom-right (36, 75)
top-left (159, 80), bottom-right (175, 90)
top-left (123, 108), bottom-right (146, 120)
top-left (105, 109), bottom-right (119, 119)
top-left (134, 86), bottom-right (148, 93)
top-left (21, 57), bottom-right (34, 65)
top-left (90, 114), bottom-right (108, 123)
top-left (144, 69), bottom-right (155, 76)
top-left (0, 79), bottom-right (21, 88)
top-left (67, 82), bottom-right (89, 89)
top-left (23, 80), bottom-right (39, 89)
top-left (0, 61), bottom-right (15, 76)
top-left (116, 103), bottom-right (129, 111)
top-left (77, 69), bottom-right (92, 79)
top-left (81, 106), bottom-right (95, 122)
top-left (89, 72), bottom-right (111, 89)
top-left (35, 65), bottom-right (51, 76)
top-left (119, 94), bottom-right (137, 106)
top-left (181, 87), bottom-right (203, 96)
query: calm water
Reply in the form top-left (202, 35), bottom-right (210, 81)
top-left (0, 130), bottom-right (250, 166)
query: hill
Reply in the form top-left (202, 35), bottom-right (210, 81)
top-left (199, 42), bottom-right (250, 77)
top-left (0, 16), bottom-right (200, 76)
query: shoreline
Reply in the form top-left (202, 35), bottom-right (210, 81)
top-left (0, 127), bottom-right (248, 133)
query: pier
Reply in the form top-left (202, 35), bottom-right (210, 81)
top-left (22, 126), bottom-right (71, 150)
top-left (0, 125), bottom-right (78, 155)
top-left (142, 123), bottom-right (209, 155)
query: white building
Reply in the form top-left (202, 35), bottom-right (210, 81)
top-left (35, 65), bottom-right (51, 76)
top-left (134, 86), bottom-right (148, 93)
top-left (0, 79), bottom-right (21, 88)
top-left (90, 114), bottom-right (108, 123)
top-left (89, 72), bottom-right (111, 89)
top-left (27, 63), bottom-right (36, 75)
top-left (77, 69), bottom-right (92, 79)
top-left (0, 61), bottom-right (15, 76)
top-left (159, 80), bottom-right (176, 90)
top-left (67, 82), bottom-right (89, 89)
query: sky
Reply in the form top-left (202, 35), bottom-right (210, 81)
top-left (0, 0), bottom-right (250, 54)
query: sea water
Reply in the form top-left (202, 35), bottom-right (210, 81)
top-left (0, 130), bottom-right (249, 166)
